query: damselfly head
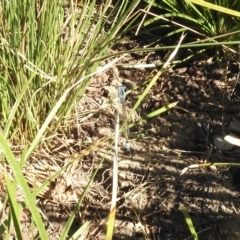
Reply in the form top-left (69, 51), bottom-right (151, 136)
top-left (125, 142), bottom-right (131, 151)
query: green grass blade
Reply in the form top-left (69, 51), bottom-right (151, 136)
top-left (68, 221), bottom-right (90, 240)
top-left (0, 132), bottom-right (48, 239)
top-left (187, 0), bottom-right (240, 17)
top-left (128, 102), bottom-right (178, 128)
top-left (0, 196), bottom-right (7, 237)
top-left (180, 205), bottom-right (198, 240)
top-left (5, 176), bottom-right (23, 240)
top-left (128, 34), bottom-right (185, 119)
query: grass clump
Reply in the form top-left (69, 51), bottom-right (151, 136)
top-left (0, 0), bottom-right (141, 239)
top-left (0, 0), bottom-right (140, 142)
top-left (135, 0), bottom-right (240, 59)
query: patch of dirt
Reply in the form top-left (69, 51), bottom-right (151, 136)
top-left (24, 55), bottom-right (240, 239)
top-left (83, 57), bottom-right (240, 239)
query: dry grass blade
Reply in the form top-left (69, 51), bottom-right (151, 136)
top-left (224, 135), bottom-right (240, 147)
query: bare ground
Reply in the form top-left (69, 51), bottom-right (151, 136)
top-left (28, 54), bottom-right (240, 239)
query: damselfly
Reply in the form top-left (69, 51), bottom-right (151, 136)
top-left (118, 86), bottom-right (130, 151)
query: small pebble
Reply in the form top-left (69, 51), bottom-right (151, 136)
top-left (214, 136), bottom-right (234, 150)
top-left (229, 120), bottom-right (240, 132)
